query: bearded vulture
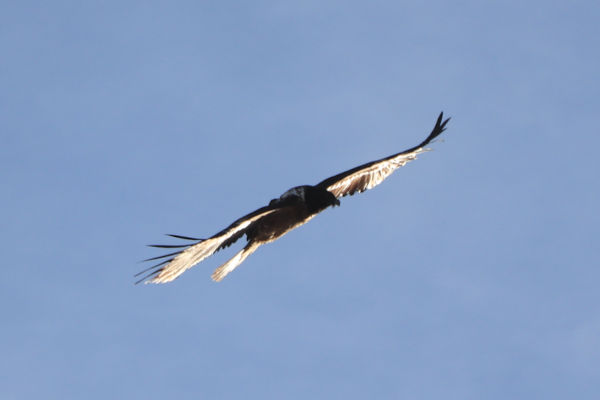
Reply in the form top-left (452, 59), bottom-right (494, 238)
top-left (136, 112), bottom-right (450, 284)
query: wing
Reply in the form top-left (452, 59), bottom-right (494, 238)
top-left (136, 205), bottom-right (278, 284)
top-left (316, 112), bottom-right (450, 198)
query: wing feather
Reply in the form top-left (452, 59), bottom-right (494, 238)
top-left (211, 241), bottom-right (262, 282)
top-left (316, 112), bottom-right (450, 198)
top-left (138, 206), bottom-right (278, 284)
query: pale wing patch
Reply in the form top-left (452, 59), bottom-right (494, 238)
top-left (326, 148), bottom-right (429, 198)
top-left (147, 209), bottom-right (277, 284)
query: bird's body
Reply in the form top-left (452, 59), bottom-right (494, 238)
top-left (257, 186), bottom-right (339, 243)
top-left (137, 112), bottom-right (450, 284)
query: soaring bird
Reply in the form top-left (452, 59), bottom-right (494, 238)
top-left (137, 112), bottom-right (450, 284)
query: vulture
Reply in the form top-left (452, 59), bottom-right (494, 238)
top-left (137, 112), bottom-right (450, 284)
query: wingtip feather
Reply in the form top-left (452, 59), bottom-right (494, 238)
top-left (421, 111), bottom-right (450, 146)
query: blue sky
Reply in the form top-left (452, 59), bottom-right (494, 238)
top-left (2, 1), bottom-right (599, 399)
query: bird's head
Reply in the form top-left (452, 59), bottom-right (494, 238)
top-left (303, 186), bottom-right (340, 213)
top-left (322, 188), bottom-right (340, 209)
top-left (332, 195), bottom-right (341, 207)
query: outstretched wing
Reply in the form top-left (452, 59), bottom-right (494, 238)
top-left (136, 206), bottom-right (278, 284)
top-left (316, 112), bottom-right (450, 198)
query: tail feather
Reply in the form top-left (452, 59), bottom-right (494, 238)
top-left (211, 241), bottom-right (261, 282)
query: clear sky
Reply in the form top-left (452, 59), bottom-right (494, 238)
top-left (2, 1), bottom-right (599, 399)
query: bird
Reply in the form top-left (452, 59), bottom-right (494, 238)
top-left (136, 112), bottom-right (450, 284)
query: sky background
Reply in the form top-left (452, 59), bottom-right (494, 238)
top-left (2, 1), bottom-right (599, 399)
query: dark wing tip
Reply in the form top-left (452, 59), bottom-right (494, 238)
top-left (147, 244), bottom-right (190, 249)
top-left (166, 234), bottom-right (205, 241)
top-left (437, 111), bottom-right (450, 132)
top-left (143, 250), bottom-right (182, 262)
top-left (136, 234), bottom-right (204, 284)
top-left (420, 111), bottom-right (450, 147)
top-left (134, 258), bottom-right (172, 284)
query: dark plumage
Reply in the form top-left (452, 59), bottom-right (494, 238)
top-left (137, 112), bottom-right (450, 283)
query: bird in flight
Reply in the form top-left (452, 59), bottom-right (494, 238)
top-left (137, 112), bottom-right (450, 284)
